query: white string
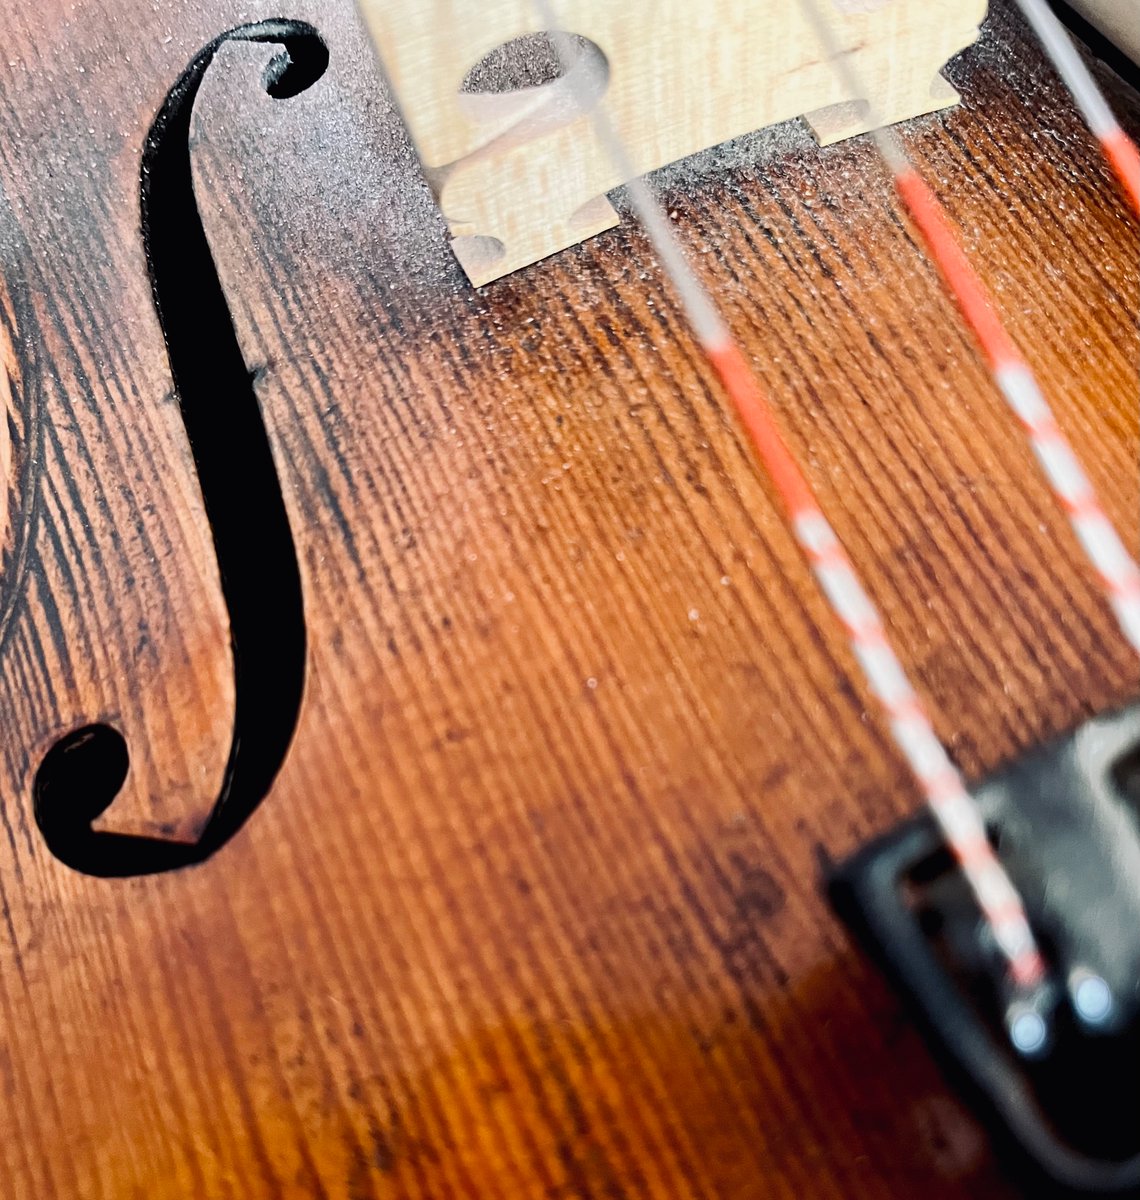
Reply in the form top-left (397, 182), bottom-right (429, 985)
top-left (1012, 0), bottom-right (1121, 139)
top-left (531, 0), bottom-right (729, 348)
top-left (794, 0), bottom-right (908, 174)
top-left (531, 0), bottom-right (1048, 988)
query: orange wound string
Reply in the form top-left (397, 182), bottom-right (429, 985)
top-left (892, 170), bottom-right (1020, 371)
top-left (1011, 0), bottom-right (1140, 219)
top-left (1103, 128), bottom-right (1140, 218)
top-left (800, 0), bottom-right (1140, 986)
top-left (702, 341), bottom-right (816, 517)
top-left (703, 338), bottom-right (1045, 990)
top-left (802, 0), bottom-right (1140, 683)
top-left (893, 166), bottom-right (1140, 655)
top-left (536, 0), bottom-right (1048, 990)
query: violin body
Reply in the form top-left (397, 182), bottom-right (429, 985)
top-left (0, 0), bottom-right (1135, 1195)
top-left (359, 0), bottom-right (985, 284)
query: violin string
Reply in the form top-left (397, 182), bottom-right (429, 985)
top-left (799, 0), bottom-right (1140, 666)
top-left (533, 0), bottom-right (1047, 990)
top-left (1011, 0), bottom-right (1140, 217)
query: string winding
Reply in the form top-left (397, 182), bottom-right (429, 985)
top-left (534, 0), bottom-right (1048, 989)
top-left (1011, 0), bottom-right (1140, 217)
top-left (798, 0), bottom-right (1140, 660)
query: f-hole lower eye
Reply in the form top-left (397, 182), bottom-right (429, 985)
top-left (35, 725), bottom-right (130, 831)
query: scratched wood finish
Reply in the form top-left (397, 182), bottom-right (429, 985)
top-left (0, 1), bottom-right (1136, 1196)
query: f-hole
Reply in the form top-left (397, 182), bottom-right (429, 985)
top-left (33, 20), bottom-right (328, 875)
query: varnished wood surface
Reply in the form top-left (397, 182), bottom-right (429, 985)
top-left (0, 1), bottom-right (1136, 1196)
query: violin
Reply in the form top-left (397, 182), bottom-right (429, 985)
top-left (0, 0), bottom-right (1136, 1195)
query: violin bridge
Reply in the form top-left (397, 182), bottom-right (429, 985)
top-left (357, 0), bottom-right (989, 286)
top-left (804, 73), bottom-right (962, 147)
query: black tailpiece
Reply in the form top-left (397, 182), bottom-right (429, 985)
top-left (831, 705), bottom-right (1140, 1196)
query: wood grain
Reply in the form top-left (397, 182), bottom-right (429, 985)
top-left (0, 0), bottom-right (1136, 1196)
top-left (0, 213), bottom-right (36, 671)
top-left (0, 338), bottom-right (12, 598)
